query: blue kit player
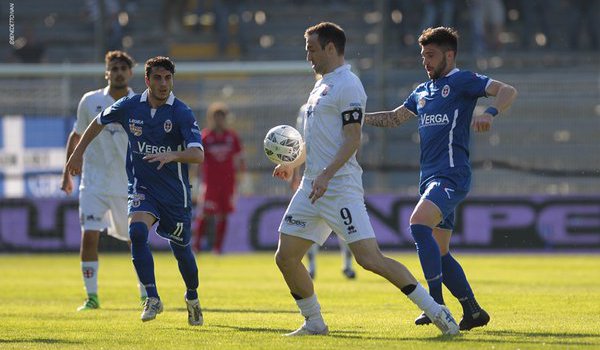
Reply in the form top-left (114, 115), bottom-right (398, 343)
top-left (67, 56), bottom-right (205, 326)
top-left (364, 27), bottom-right (517, 330)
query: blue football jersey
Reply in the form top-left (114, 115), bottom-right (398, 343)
top-left (403, 69), bottom-right (490, 188)
top-left (99, 90), bottom-right (203, 208)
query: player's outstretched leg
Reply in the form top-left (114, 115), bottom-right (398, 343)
top-left (169, 241), bottom-right (203, 326)
top-left (350, 238), bottom-right (459, 335)
top-left (276, 234), bottom-right (328, 336)
top-left (441, 253), bottom-right (490, 330)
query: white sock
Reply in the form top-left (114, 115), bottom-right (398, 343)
top-left (295, 294), bottom-right (326, 329)
top-left (81, 261), bottom-right (99, 296)
top-left (138, 279), bottom-right (147, 298)
top-left (406, 283), bottom-right (441, 318)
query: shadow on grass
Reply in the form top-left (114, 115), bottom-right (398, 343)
top-left (211, 324), bottom-right (294, 334)
top-left (168, 307), bottom-right (297, 314)
top-left (483, 330), bottom-right (600, 339)
top-left (0, 338), bottom-right (81, 345)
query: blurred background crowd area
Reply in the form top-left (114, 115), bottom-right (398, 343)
top-left (0, 0), bottom-right (598, 197)
top-left (3, 0), bottom-right (600, 64)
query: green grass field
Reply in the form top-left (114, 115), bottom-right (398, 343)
top-left (1, 252), bottom-right (599, 349)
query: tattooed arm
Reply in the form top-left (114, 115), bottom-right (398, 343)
top-left (364, 105), bottom-right (416, 128)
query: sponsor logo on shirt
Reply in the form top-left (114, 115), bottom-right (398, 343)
top-left (418, 97), bottom-right (426, 108)
top-left (420, 113), bottom-right (450, 127)
top-left (95, 105), bottom-right (102, 112)
top-left (137, 141), bottom-right (173, 155)
top-left (442, 84), bottom-right (450, 98)
top-left (80, 213), bottom-right (102, 224)
top-left (164, 119), bottom-right (172, 133)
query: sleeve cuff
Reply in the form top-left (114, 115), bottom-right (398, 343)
top-left (187, 142), bottom-right (204, 151)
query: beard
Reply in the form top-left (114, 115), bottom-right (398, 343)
top-left (430, 56), bottom-right (448, 80)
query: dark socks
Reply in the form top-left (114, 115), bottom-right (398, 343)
top-left (410, 224), bottom-right (444, 304)
top-left (170, 241), bottom-right (199, 300)
top-left (129, 222), bottom-right (158, 298)
top-left (441, 253), bottom-right (481, 316)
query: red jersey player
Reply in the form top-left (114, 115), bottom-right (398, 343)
top-left (193, 102), bottom-right (245, 254)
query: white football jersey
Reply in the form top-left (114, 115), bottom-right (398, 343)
top-left (302, 64), bottom-right (367, 180)
top-left (74, 86), bottom-right (133, 196)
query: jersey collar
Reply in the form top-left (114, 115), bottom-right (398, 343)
top-left (140, 89), bottom-right (176, 105)
top-left (445, 68), bottom-right (459, 77)
top-left (323, 63), bottom-right (350, 78)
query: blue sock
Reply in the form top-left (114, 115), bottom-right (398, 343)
top-left (441, 253), bottom-right (481, 316)
top-left (170, 241), bottom-right (199, 301)
top-left (129, 222), bottom-right (158, 298)
top-left (410, 224), bottom-right (444, 304)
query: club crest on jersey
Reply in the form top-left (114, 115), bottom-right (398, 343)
top-left (129, 118), bottom-right (143, 136)
top-left (321, 86), bottom-right (330, 96)
top-left (130, 193), bottom-right (145, 208)
top-left (164, 119), bottom-right (172, 133)
top-left (442, 85), bottom-right (450, 98)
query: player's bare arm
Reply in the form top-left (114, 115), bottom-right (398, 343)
top-left (61, 130), bottom-right (81, 195)
top-left (144, 147), bottom-right (204, 170)
top-left (472, 80), bottom-right (518, 132)
top-left (66, 116), bottom-right (106, 176)
top-left (309, 122), bottom-right (360, 204)
top-left (365, 105), bottom-right (416, 128)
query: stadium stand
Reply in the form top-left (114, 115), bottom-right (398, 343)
top-left (0, 0), bottom-right (598, 196)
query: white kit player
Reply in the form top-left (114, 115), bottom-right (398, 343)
top-left (272, 22), bottom-right (460, 337)
top-left (61, 51), bottom-right (146, 311)
top-left (291, 103), bottom-right (356, 280)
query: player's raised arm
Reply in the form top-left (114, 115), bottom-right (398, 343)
top-left (66, 116), bottom-right (105, 176)
top-left (471, 80), bottom-right (518, 132)
top-left (365, 104), bottom-right (416, 128)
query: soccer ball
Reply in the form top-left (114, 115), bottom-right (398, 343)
top-left (264, 125), bottom-right (303, 165)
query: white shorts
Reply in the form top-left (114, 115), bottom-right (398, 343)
top-left (278, 173), bottom-right (375, 246)
top-left (79, 191), bottom-right (129, 241)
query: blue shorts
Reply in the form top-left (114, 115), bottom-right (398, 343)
top-left (419, 167), bottom-right (470, 230)
top-left (128, 191), bottom-right (192, 246)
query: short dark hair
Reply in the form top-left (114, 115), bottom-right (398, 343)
top-left (144, 56), bottom-right (175, 78)
top-left (304, 22), bottom-right (346, 55)
top-left (105, 50), bottom-right (134, 69)
top-left (418, 27), bottom-right (459, 54)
